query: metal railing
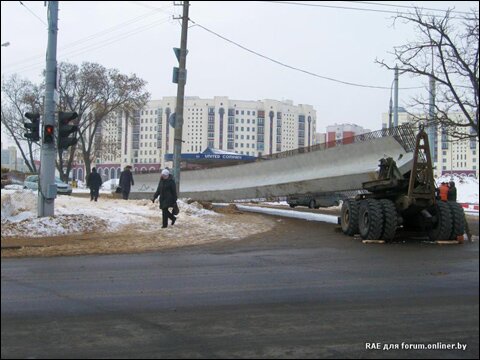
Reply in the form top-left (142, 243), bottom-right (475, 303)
top-left (258, 124), bottom-right (417, 161)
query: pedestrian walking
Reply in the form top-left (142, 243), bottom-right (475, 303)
top-left (119, 165), bottom-right (134, 200)
top-left (447, 181), bottom-right (457, 202)
top-left (86, 167), bottom-right (102, 202)
top-left (152, 169), bottom-right (178, 228)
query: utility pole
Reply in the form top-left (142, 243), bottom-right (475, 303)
top-left (428, 47), bottom-right (437, 163)
top-left (388, 89), bottom-right (393, 130)
top-left (393, 65), bottom-right (399, 127)
top-left (38, 1), bottom-right (58, 217)
top-left (172, 1), bottom-right (189, 194)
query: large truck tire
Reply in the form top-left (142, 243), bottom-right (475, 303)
top-left (359, 199), bottom-right (384, 240)
top-left (427, 201), bottom-right (452, 241)
top-left (341, 199), bottom-right (359, 236)
top-left (447, 202), bottom-right (465, 240)
top-left (379, 199), bottom-right (397, 241)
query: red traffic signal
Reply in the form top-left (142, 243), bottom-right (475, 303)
top-left (44, 125), bottom-right (55, 144)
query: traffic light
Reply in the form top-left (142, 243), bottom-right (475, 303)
top-left (44, 124), bottom-right (55, 144)
top-left (58, 111), bottom-right (79, 150)
top-left (24, 112), bottom-right (40, 142)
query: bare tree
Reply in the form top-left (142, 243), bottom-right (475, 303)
top-left (1, 75), bottom-right (44, 173)
top-left (377, 8), bottom-right (479, 140)
top-left (57, 62), bottom-right (150, 181)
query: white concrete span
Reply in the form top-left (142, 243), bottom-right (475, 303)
top-left (134, 126), bottom-right (416, 202)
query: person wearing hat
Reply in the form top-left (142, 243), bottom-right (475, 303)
top-left (119, 165), bottom-right (135, 200)
top-left (152, 168), bottom-right (178, 228)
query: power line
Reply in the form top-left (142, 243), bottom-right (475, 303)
top-left (59, 17), bottom-right (173, 61)
top-left (3, 3), bottom-right (174, 71)
top-left (60, 10), bottom-right (167, 51)
top-left (5, 15), bottom-right (173, 75)
top-left (258, 1), bottom-right (466, 19)
top-left (3, 9), bottom-right (174, 75)
top-left (344, 1), bottom-right (472, 15)
top-left (3, 11), bottom-right (159, 70)
top-left (190, 19), bottom-right (423, 90)
top-left (18, 1), bottom-right (47, 26)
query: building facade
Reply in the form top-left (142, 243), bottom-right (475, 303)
top-left (381, 111), bottom-right (479, 178)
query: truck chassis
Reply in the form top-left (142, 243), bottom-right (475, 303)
top-left (340, 126), bottom-right (466, 241)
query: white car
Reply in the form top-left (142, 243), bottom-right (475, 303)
top-left (23, 175), bottom-right (73, 195)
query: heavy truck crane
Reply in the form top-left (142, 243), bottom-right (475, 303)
top-left (340, 125), bottom-right (466, 242)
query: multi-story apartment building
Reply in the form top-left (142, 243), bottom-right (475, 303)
top-left (381, 110), bottom-right (479, 178)
top-left (437, 113), bottom-right (479, 178)
top-left (72, 97), bottom-right (317, 181)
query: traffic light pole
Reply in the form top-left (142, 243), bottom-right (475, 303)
top-left (38, 1), bottom-right (58, 217)
top-left (172, 1), bottom-right (189, 195)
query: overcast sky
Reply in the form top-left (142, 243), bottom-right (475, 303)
top-left (1, 0), bottom-right (477, 146)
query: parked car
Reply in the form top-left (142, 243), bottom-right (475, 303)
top-left (287, 194), bottom-right (341, 209)
top-left (23, 175), bottom-right (72, 195)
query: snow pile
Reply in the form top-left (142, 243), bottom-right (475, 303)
top-left (1, 190), bottom-right (227, 239)
top-left (1, 190), bottom-right (37, 222)
top-left (1, 191), bottom-right (109, 237)
top-left (181, 201), bottom-right (221, 217)
top-left (436, 175), bottom-right (479, 204)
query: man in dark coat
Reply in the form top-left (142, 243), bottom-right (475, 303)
top-left (448, 181), bottom-right (457, 202)
top-left (86, 167), bottom-right (103, 202)
top-left (152, 169), bottom-right (178, 228)
top-left (119, 165), bottom-right (134, 200)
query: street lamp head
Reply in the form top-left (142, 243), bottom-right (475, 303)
top-left (1, 42), bottom-right (10, 47)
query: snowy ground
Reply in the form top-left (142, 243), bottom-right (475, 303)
top-left (1, 190), bottom-right (275, 257)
